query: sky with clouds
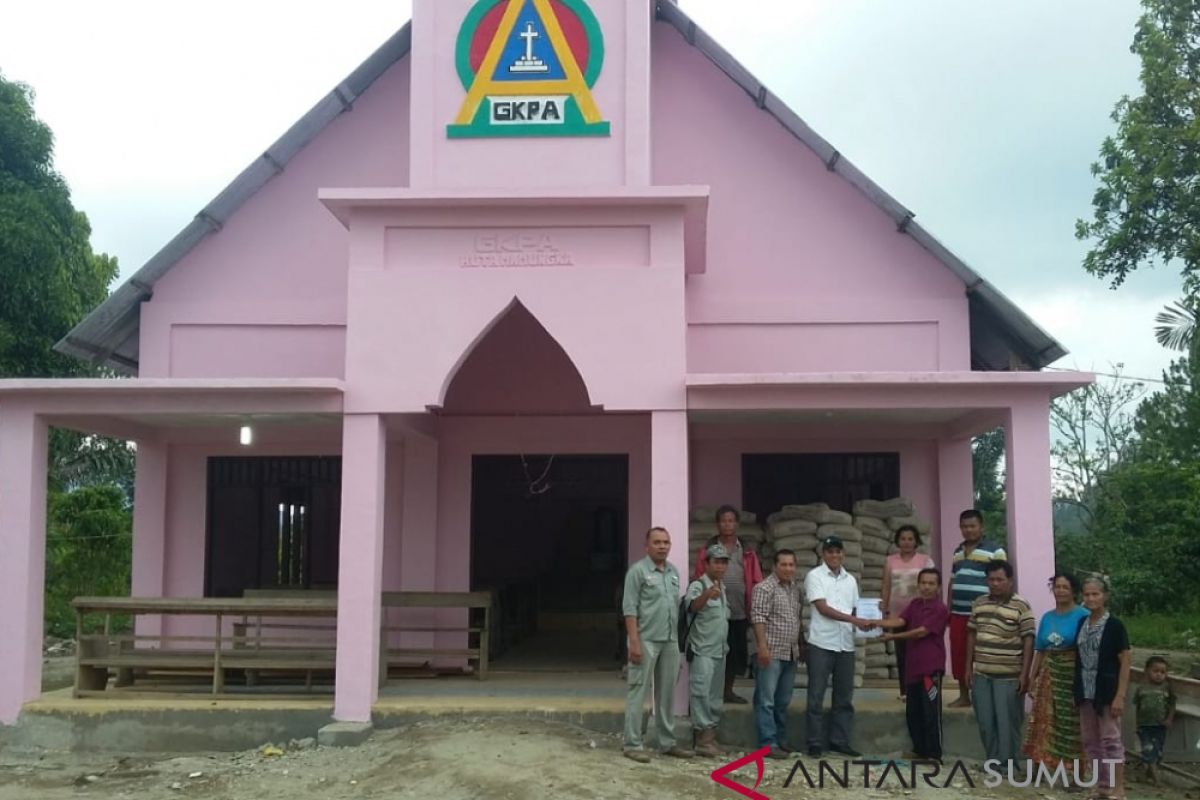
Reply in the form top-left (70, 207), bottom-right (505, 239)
top-left (0, 0), bottom-right (1181, 385)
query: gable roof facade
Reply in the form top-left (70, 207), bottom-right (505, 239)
top-left (56, 2), bottom-right (1065, 374)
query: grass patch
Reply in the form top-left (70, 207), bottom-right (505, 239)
top-left (1123, 608), bottom-right (1200, 651)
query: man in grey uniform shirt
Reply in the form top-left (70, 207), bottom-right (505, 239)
top-left (622, 527), bottom-right (694, 763)
top-left (686, 543), bottom-right (732, 757)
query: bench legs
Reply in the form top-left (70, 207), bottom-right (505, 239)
top-left (74, 665), bottom-right (109, 695)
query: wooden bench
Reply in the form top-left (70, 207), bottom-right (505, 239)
top-left (72, 596), bottom-right (337, 696)
top-left (233, 589), bottom-right (493, 679)
top-left (73, 590), bottom-right (494, 695)
top-left (381, 591), bottom-right (492, 680)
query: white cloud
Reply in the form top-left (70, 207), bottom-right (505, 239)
top-left (1013, 285), bottom-right (1179, 384)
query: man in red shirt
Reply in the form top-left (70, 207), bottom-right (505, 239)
top-left (880, 568), bottom-right (950, 761)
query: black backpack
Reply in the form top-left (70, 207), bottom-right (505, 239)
top-left (678, 581), bottom-right (701, 661)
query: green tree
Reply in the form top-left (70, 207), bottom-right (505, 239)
top-left (0, 72), bottom-right (116, 378)
top-left (1050, 368), bottom-right (1144, 520)
top-left (1132, 354), bottom-right (1200, 463)
top-left (1, 73), bottom-right (133, 630)
top-left (972, 428), bottom-right (1007, 545)
top-left (1076, 0), bottom-right (1200, 295)
top-left (43, 485), bottom-right (132, 637)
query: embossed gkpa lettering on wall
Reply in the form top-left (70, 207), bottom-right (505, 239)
top-left (460, 234), bottom-right (574, 267)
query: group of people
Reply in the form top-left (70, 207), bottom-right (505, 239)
top-left (619, 507), bottom-right (1178, 800)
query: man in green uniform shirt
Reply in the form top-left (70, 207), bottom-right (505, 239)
top-left (622, 527), bottom-right (694, 763)
top-left (686, 543), bottom-right (732, 757)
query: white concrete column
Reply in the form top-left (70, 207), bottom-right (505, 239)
top-left (334, 414), bottom-right (387, 722)
top-left (0, 406), bottom-right (49, 724)
top-left (650, 410), bottom-right (689, 712)
top-left (131, 439), bottom-right (168, 639)
top-left (936, 438), bottom-right (974, 569)
top-left (1004, 395), bottom-right (1055, 621)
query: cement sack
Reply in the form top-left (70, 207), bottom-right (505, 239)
top-left (768, 519), bottom-right (818, 539)
top-left (853, 497), bottom-right (915, 519)
top-left (814, 509), bottom-right (853, 526)
top-left (859, 536), bottom-right (892, 555)
top-left (841, 557), bottom-right (864, 573)
top-left (777, 549), bottom-right (819, 568)
top-left (861, 552), bottom-right (887, 568)
top-left (816, 523), bottom-right (863, 543)
top-left (865, 667), bottom-right (891, 679)
top-left (689, 522), bottom-right (720, 538)
top-left (778, 502), bottom-right (830, 522)
top-left (854, 660), bottom-right (867, 675)
top-left (771, 533), bottom-right (819, 551)
top-left (886, 516), bottom-right (932, 536)
top-left (853, 516), bottom-right (891, 536)
top-left (859, 579), bottom-right (882, 593)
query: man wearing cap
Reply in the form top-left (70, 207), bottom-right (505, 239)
top-left (621, 526), bottom-right (694, 763)
top-left (685, 543), bottom-right (732, 757)
top-left (751, 549), bottom-right (807, 758)
top-left (693, 505), bottom-right (764, 704)
top-left (804, 535), bottom-right (876, 758)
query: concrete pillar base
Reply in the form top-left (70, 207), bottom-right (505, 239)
top-left (317, 721), bottom-right (374, 748)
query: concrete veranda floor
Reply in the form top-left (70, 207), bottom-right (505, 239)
top-left (13, 668), bottom-right (982, 755)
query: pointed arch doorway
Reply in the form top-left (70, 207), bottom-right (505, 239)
top-left (441, 300), bottom-right (633, 671)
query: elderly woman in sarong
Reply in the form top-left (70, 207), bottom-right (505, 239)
top-left (1021, 572), bottom-right (1089, 766)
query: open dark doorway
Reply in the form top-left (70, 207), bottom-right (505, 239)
top-left (471, 454), bottom-right (627, 671)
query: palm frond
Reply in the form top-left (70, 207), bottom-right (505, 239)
top-left (1154, 301), bottom-right (1196, 351)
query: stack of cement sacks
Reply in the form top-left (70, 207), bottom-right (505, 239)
top-left (759, 499), bottom-right (933, 689)
top-left (852, 498), bottom-right (932, 684)
top-left (760, 504), bottom-right (861, 688)
top-left (687, 507), bottom-right (759, 576)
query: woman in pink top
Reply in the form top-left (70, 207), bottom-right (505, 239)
top-left (881, 524), bottom-right (936, 699)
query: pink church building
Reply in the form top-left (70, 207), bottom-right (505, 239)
top-left (0, 0), bottom-right (1090, 726)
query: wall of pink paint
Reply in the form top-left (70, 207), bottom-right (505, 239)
top-left (341, 205), bottom-right (688, 414)
top-left (649, 24), bottom-right (971, 374)
top-left (689, 425), bottom-right (940, 557)
top-left (138, 59), bottom-right (412, 379)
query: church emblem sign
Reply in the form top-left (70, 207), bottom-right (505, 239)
top-left (449, 0), bottom-right (609, 138)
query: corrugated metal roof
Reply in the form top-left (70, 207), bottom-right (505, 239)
top-left (57, 2), bottom-right (1065, 373)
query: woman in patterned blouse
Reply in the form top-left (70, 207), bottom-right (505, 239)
top-left (1073, 577), bottom-right (1131, 800)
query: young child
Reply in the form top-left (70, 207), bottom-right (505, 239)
top-left (1133, 655), bottom-right (1177, 785)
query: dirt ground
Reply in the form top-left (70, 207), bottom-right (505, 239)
top-left (1, 717), bottom-right (1197, 800)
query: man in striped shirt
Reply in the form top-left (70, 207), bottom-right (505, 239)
top-left (947, 509), bottom-right (1007, 707)
top-left (964, 560), bottom-right (1034, 766)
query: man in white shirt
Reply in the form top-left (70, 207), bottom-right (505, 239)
top-left (804, 536), bottom-right (875, 758)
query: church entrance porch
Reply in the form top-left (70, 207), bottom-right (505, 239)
top-left (470, 454), bottom-right (627, 672)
